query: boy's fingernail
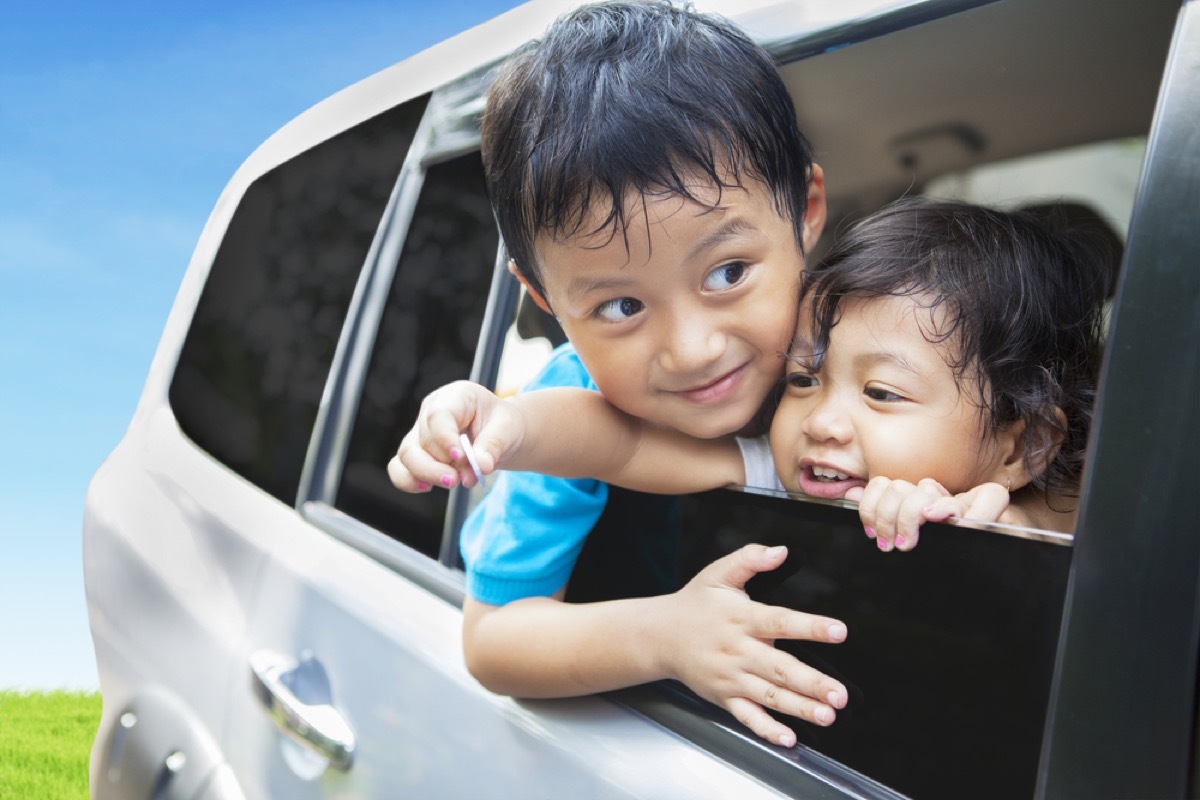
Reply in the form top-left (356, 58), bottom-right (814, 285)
top-left (815, 706), bottom-right (834, 725)
top-left (828, 690), bottom-right (845, 708)
top-left (779, 732), bottom-right (796, 747)
top-left (827, 622), bottom-right (847, 641)
top-left (896, 534), bottom-right (907, 549)
top-left (863, 526), bottom-right (876, 539)
top-left (764, 545), bottom-right (786, 559)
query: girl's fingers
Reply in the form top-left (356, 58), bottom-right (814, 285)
top-left (958, 482), bottom-right (1012, 523)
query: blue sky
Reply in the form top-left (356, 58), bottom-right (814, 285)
top-left (0, 0), bottom-right (521, 690)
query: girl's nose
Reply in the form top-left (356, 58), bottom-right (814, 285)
top-left (801, 396), bottom-right (854, 444)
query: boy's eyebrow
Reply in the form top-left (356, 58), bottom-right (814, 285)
top-left (565, 275), bottom-right (636, 300)
top-left (685, 217), bottom-right (760, 262)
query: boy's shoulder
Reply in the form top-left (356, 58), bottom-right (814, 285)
top-left (522, 342), bottom-right (599, 393)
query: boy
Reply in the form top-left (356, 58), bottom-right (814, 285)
top-left (391, 0), bottom-right (844, 748)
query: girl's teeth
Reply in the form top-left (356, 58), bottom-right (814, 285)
top-left (813, 466), bottom-right (850, 481)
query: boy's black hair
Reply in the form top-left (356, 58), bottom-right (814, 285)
top-left (798, 198), bottom-right (1118, 500)
top-left (482, 0), bottom-right (814, 301)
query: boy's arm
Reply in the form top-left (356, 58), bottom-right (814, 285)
top-left (391, 384), bottom-right (745, 495)
top-left (462, 543), bottom-right (849, 749)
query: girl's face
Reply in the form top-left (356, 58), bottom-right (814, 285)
top-left (770, 294), bottom-right (1014, 498)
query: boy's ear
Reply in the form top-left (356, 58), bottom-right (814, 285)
top-left (993, 407), bottom-right (1067, 492)
top-left (801, 163), bottom-right (828, 255)
top-left (508, 259), bottom-right (554, 316)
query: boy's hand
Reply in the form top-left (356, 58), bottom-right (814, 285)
top-left (655, 544), bottom-right (848, 748)
top-left (848, 477), bottom-right (1011, 551)
top-left (387, 380), bottom-right (524, 491)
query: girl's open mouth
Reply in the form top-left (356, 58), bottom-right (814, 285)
top-left (797, 464), bottom-right (866, 499)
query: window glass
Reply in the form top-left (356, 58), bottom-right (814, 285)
top-left (335, 151), bottom-right (498, 558)
top-left (923, 138), bottom-right (1145, 240)
top-left (673, 489), bottom-right (1072, 799)
top-left (169, 97), bottom-right (428, 505)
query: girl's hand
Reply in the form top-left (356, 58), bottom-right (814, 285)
top-left (655, 544), bottom-right (849, 747)
top-left (847, 477), bottom-right (1011, 551)
top-left (387, 380), bottom-right (525, 491)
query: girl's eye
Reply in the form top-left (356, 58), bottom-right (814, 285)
top-left (595, 297), bottom-right (644, 322)
top-left (702, 262), bottom-right (749, 291)
top-left (786, 372), bottom-right (817, 390)
top-left (864, 386), bottom-right (904, 402)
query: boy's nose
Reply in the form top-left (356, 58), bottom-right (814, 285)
top-left (658, 317), bottom-right (725, 374)
top-left (801, 397), bottom-right (854, 444)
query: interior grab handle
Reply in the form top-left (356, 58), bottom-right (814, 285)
top-left (249, 649), bottom-right (356, 771)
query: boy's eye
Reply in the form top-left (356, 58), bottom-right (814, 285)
top-left (702, 262), bottom-right (749, 291)
top-left (864, 386), bottom-right (904, 402)
top-left (595, 297), bottom-right (644, 322)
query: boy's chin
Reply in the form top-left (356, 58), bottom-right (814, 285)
top-left (666, 407), bottom-right (757, 440)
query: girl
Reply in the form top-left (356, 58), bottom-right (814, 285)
top-left (391, 198), bottom-right (1116, 548)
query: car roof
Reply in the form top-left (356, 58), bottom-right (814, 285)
top-left (213, 0), bottom-right (1178, 243)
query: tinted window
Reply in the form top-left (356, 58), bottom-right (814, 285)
top-left (673, 490), bottom-right (1071, 800)
top-left (169, 97), bottom-right (428, 504)
top-left (335, 151), bottom-right (498, 557)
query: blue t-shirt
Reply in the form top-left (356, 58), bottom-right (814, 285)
top-left (460, 343), bottom-right (609, 605)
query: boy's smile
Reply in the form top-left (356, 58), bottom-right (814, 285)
top-left (523, 170), bottom-right (824, 440)
top-left (770, 294), bottom-right (1014, 496)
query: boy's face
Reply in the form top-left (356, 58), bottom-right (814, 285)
top-left (523, 170), bottom-right (824, 439)
top-left (770, 294), bottom-right (1015, 497)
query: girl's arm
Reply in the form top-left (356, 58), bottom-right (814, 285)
top-left (390, 383), bottom-right (745, 495)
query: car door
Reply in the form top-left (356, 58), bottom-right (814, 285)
top-left (203, 79), bottom-right (796, 798)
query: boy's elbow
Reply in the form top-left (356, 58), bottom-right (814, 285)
top-left (460, 599), bottom-right (527, 697)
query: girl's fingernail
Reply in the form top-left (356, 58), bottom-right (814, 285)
top-left (877, 538), bottom-right (891, 552)
top-left (864, 526), bottom-right (876, 539)
top-left (923, 505), bottom-right (936, 514)
top-left (449, 447), bottom-right (461, 460)
top-left (896, 534), bottom-right (907, 549)
top-left (440, 474), bottom-right (453, 487)
top-left (416, 481), bottom-right (430, 491)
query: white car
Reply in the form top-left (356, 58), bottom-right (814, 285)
top-left (84, 0), bottom-right (1200, 797)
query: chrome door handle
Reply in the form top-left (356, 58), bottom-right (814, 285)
top-left (249, 650), bottom-right (356, 771)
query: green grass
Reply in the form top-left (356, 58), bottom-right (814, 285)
top-left (0, 690), bottom-right (101, 800)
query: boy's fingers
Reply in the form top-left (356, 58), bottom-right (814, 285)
top-left (423, 407), bottom-right (467, 453)
top-left (395, 437), bottom-right (463, 489)
top-left (386, 456), bottom-right (429, 492)
top-left (749, 605), bottom-right (847, 645)
top-left (752, 647), bottom-right (848, 712)
top-left (725, 696), bottom-right (800, 748)
top-left (742, 674), bottom-right (840, 729)
top-left (703, 544), bottom-right (788, 591)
